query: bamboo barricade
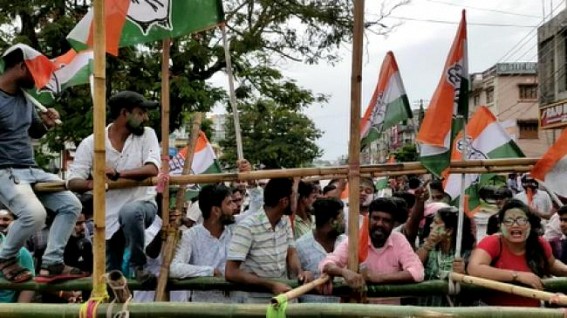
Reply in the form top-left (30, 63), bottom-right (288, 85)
top-left (91, 0), bottom-right (107, 299)
top-left (155, 37), bottom-right (172, 302)
top-left (155, 113), bottom-right (203, 301)
top-left (346, 0), bottom-right (364, 277)
top-left (32, 158), bottom-right (538, 193)
top-left (271, 275), bottom-right (330, 305)
top-left (0, 302), bottom-right (566, 318)
top-left (451, 272), bottom-right (567, 305)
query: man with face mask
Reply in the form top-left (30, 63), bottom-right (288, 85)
top-left (0, 45), bottom-right (85, 283)
top-left (67, 91), bottom-right (160, 284)
top-left (170, 184), bottom-right (236, 302)
top-left (296, 198), bottom-right (345, 303)
top-left (514, 174), bottom-right (552, 221)
top-left (226, 178), bottom-right (313, 303)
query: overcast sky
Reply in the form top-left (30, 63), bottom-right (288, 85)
top-left (213, 0), bottom-right (563, 162)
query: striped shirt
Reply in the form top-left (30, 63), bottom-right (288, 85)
top-left (227, 208), bottom-right (295, 279)
top-left (170, 224), bottom-right (233, 303)
top-left (293, 215), bottom-right (314, 240)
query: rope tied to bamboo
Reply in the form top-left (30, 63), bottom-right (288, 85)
top-left (447, 273), bottom-right (460, 296)
top-left (79, 296), bottom-right (106, 318)
top-left (104, 271), bottom-right (132, 318)
top-left (156, 156), bottom-right (171, 193)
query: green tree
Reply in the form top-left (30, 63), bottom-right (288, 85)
top-left (220, 100), bottom-right (322, 169)
top-left (0, 0), bottom-right (408, 163)
top-left (394, 143), bottom-right (418, 162)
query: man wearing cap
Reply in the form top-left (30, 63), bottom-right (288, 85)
top-left (0, 45), bottom-right (84, 283)
top-left (514, 174), bottom-right (552, 221)
top-left (67, 91), bottom-right (161, 283)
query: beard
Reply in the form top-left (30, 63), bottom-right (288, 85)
top-left (18, 75), bottom-right (35, 89)
top-left (127, 120), bottom-right (145, 136)
top-left (283, 204), bottom-right (293, 216)
top-left (220, 214), bottom-right (235, 225)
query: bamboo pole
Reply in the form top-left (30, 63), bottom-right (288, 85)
top-left (346, 0), bottom-right (365, 277)
top-left (271, 275), bottom-right (330, 305)
top-left (154, 38), bottom-right (172, 302)
top-left (91, 0), bottom-right (107, 300)
top-left (4, 276), bottom-right (567, 296)
top-left (0, 303), bottom-right (565, 318)
top-left (221, 24), bottom-right (244, 160)
top-left (32, 160), bottom-right (538, 193)
top-left (451, 272), bottom-right (567, 305)
top-left (155, 113), bottom-right (202, 301)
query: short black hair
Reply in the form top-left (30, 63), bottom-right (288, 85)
top-left (313, 198), bottom-right (344, 228)
top-left (231, 186), bottom-right (246, 196)
top-left (198, 184), bottom-right (232, 220)
top-left (430, 179), bottom-right (444, 192)
top-left (495, 187), bottom-right (513, 200)
top-left (322, 184), bottom-right (337, 195)
top-left (298, 181), bottom-right (318, 199)
top-left (2, 48), bottom-right (24, 70)
top-left (558, 205), bottom-right (567, 217)
top-left (391, 194), bottom-right (410, 224)
top-left (368, 197), bottom-right (398, 219)
top-left (264, 178), bottom-right (293, 207)
top-left (408, 177), bottom-right (421, 190)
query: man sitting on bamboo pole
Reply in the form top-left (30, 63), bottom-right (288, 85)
top-left (170, 184), bottom-right (237, 303)
top-left (225, 178), bottom-right (313, 303)
top-left (67, 91), bottom-right (160, 284)
top-left (320, 197), bottom-right (424, 304)
top-left (0, 46), bottom-right (85, 283)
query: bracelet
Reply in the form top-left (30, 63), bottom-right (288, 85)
top-left (59, 290), bottom-right (64, 298)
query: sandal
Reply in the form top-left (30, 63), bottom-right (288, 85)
top-left (0, 257), bottom-right (33, 283)
top-left (35, 263), bottom-right (89, 284)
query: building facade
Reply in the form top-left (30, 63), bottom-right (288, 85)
top-left (469, 62), bottom-right (556, 158)
top-left (538, 9), bottom-right (567, 131)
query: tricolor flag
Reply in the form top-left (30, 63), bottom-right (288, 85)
top-left (67, 0), bottom-right (225, 56)
top-left (0, 44), bottom-right (56, 89)
top-left (444, 106), bottom-right (524, 212)
top-left (169, 131), bottom-right (222, 176)
top-left (417, 10), bottom-right (468, 177)
top-left (531, 128), bottom-right (567, 197)
top-left (360, 51), bottom-right (412, 149)
top-left (29, 49), bottom-right (94, 105)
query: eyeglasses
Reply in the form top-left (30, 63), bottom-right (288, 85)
top-left (502, 217), bottom-right (529, 226)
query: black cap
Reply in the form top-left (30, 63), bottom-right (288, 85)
top-left (108, 91), bottom-right (159, 112)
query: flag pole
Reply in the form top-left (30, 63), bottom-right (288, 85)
top-left (347, 0), bottom-right (365, 279)
top-left (455, 114), bottom-right (467, 258)
top-left (91, 0), bottom-right (108, 299)
top-left (221, 24), bottom-right (244, 161)
top-left (155, 38), bottom-right (172, 301)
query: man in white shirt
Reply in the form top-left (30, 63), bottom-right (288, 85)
top-left (67, 91), bottom-right (160, 283)
top-left (514, 175), bottom-right (553, 221)
top-left (170, 184), bottom-right (236, 302)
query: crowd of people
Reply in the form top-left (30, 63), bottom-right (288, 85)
top-left (2, 44), bottom-right (567, 308)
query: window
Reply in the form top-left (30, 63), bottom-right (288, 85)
top-left (519, 84), bottom-right (537, 100)
top-left (473, 94), bottom-right (480, 106)
top-left (486, 87), bottom-right (494, 104)
top-left (517, 120), bottom-right (539, 139)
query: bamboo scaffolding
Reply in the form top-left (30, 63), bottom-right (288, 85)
top-left (271, 275), bottom-right (330, 305)
top-left (155, 113), bottom-right (202, 301)
top-left (346, 0), bottom-right (364, 284)
top-left (0, 303), bottom-right (565, 318)
top-left (3, 276), bottom-right (567, 295)
top-left (32, 159), bottom-right (539, 193)
top-left (155, 38), bottom-right (173, 301)
top-left (91, 0), bottom-right (107, 299)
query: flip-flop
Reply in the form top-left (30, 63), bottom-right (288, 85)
top-left (0, 258), bottom-right (33, 283)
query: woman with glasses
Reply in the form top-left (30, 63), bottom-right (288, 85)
top-left (468, 199), bottom-right (567, 307)
top-left (416, 206), bottom-right (475, 306)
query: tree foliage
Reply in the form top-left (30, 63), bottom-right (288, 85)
top-left (394, 143), bottom-right (418, 162)
top-left (0, 0), bottom-right (408, 166)
top-left (220, 100), bottom-right (322, 169)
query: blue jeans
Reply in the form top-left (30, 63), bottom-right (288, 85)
top-left (0, 167), bottom-right (82, 266)
top-left (106, 200), bottom-right (156, 272)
